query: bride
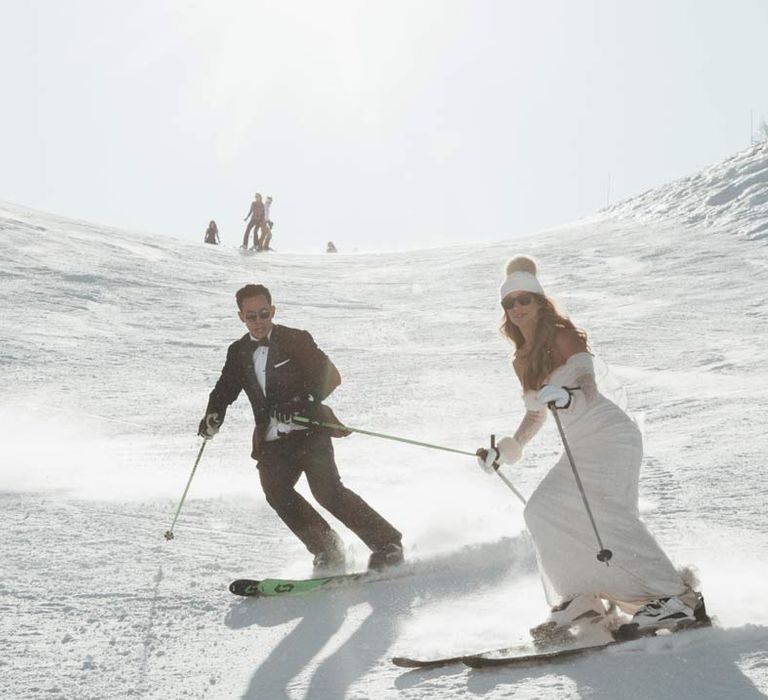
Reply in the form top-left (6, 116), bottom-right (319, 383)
top-left (477, 255), bottom-right (709, 640)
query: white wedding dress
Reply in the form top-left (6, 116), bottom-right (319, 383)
top-left (520, 352), bottom-right (687, 610)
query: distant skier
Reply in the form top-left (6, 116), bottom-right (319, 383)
top-left (204, 220), bottom-right (220, 245)
top-left (198, 283), bottom-right (404, 573)
top-left (476, 255), bottom-right (709, 641)
top-left (258, 195), bottom-right (274, 251)
top-left (242, 193), bottom-right (265, 249)
top-left (326, 241), bottom-right (338, 253)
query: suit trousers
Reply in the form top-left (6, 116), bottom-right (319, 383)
top-left (256, 431), bottom-right (401, 555)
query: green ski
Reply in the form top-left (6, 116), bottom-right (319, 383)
top-left (229, 568), bottom-right (412, 598)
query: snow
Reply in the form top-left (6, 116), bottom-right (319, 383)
top-left (2, 144), bottom-right (768, 698)
top-left (604, 142), bottom-right (768, 241)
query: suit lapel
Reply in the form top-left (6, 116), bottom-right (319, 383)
top-left (239, 336), bottom-right (266, 403)
top-left (264, 326), bottom-right (288, 399)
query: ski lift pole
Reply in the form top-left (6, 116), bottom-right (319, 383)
top-left (164, 439), bottom-right (208, 541)
top-left (294, 416), bottom-right (526, 504)
top-left (548, 404), bottom-right (612, 565)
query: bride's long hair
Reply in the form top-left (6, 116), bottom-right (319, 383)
top-left (499, 257), bottom-right (589, 391)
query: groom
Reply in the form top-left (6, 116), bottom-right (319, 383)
top-left (198, 283), bottom-right (403, 573)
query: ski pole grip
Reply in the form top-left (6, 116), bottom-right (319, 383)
top-left (490, 434), bottom-right (500, 472)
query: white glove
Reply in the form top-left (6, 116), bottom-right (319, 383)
top-left (537, 384), bottom-right (572, 409)
top-left (475, 437), bottom-right (523, 473)
top-left (198, 412), bottom-right (221, 439)
top-left (476, 446), bottom-right (500, 473)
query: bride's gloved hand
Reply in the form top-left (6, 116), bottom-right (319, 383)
top-left (537, 385), bottom-right (572, 409)
top-left (475, 437), bottom-right (522, 473)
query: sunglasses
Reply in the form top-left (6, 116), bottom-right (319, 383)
top-left (245, 309), bottom-right (272, 321)
top-left (501, 293), bottom-right (533, 310)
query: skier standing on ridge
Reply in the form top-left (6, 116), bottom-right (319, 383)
top-left (476, 255), bottom-right (709, 642)
top-left (198, 283), bottom-right (404, 573)
top-left (204, 220), bottom-right (220, 245)
top-left (257, 195), bottom-right (274, 251)
top-left (242, 193), bottom-right (265, 249)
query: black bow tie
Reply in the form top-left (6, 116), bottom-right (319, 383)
top-left (249, 338), bottom-right (270, 350)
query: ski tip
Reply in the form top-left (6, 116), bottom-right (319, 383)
top-left (391, 656), bottom-right (461, 669)
top-left (229, 579), bottom-right (262, 597)
top-left (391, 656), bottom-right (423, 668)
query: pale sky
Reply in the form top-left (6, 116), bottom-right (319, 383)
top-left (2, 0), bottom-right (767, 252)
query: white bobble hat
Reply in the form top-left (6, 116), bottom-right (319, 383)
top-left (499, 271), bottom-right (544, 301)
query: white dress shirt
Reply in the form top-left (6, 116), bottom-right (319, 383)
top-left (250, 331), bottom-right (306, 441)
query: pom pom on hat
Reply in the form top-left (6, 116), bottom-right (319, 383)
top-left (505, 255), bottom-right (538, 276)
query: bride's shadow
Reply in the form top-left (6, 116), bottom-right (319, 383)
top-left (459, 623), bottom-right (768, 700)
top-left (224, 536), bottom-right (534, 700)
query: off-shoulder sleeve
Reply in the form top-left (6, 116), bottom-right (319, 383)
top-left (552, 352), bottom-right (599, 404)
top-left (560, 352), bottom-right (594, 382)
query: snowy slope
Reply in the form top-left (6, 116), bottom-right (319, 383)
top-left (2, 147), bottom-right (768, 700)
top-left (604, 141), bottom-right (768, 241)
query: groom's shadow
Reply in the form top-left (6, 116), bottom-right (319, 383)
top-left (225, 536), bottom-right (535, 700)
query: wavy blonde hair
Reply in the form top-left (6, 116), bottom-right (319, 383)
top-left (499, 256), bottom-right (589, 391)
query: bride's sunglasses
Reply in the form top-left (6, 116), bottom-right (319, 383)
top-left (501, 293), bottom-right (533, 310)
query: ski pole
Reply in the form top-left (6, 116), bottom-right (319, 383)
top-left (293, 415), bottom-right (478, 457)
top-left (293, 416), bottom-right (525, 505)
top-left (489, 435), bottom-right (527, 505)
top-left (476, 434), bottom-right (527, 505)
top-left (548, 404), bottom-right (612, 564)
top-left (164, 439), bottom-right (208, 541)
top-left (294, 416), bottom-right (528, 504)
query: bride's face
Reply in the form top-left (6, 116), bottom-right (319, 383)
top-left (502, 293), bottom-right (540, 328)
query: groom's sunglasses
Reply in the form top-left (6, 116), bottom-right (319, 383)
top-left (501, 293), bottom-right (533, 310)
top-left (245, 309), bottom-right (272, 321)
